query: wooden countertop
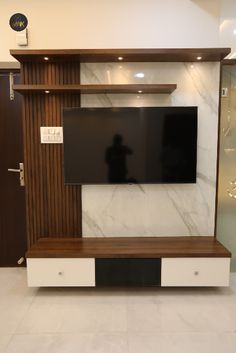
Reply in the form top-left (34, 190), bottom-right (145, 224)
top-left (26, 237), bottom-right (231, 258)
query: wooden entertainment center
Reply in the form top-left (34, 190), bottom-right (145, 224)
top-left (27, 237), bottom-right (231, 287)
top-left (11, 48), bottom-right (232, 287)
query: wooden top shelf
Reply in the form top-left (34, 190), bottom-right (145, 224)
top-left (10, 48), bottom-right (231, 63)
top-left (13, 84), bottom-right (177, 94)
top-left (222, 59), bottom-right (236, 65)
top-left (26, 236), bottom-right (231, 258)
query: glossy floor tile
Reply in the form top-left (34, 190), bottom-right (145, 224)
top-left (0, 269), bottom-right (236, 353)
top-left (0, 336), bottom-right (12, 353)
top-left (127, 332), bottom-right (236, 353)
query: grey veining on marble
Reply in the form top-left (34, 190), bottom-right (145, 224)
top-left (80, 62), bottom-right (220, 237)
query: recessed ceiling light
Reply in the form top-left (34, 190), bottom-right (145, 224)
top-left (196, 56), bottom-right (202, 61)
top-left (45, 90), bottom-right (50, 94)
top-left (44, 57), bottom-right (49, 61)
top-left (135, 72), bottom-right (145, 78)
top-left (118, 56), bottom-right (123, 61)
top-left (138, 90), bottom-right (142, 93)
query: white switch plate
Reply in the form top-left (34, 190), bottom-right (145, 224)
top-left (40, 126), bottom-right (63, 144)
top-left (16, 29), bottom-right (28, 46)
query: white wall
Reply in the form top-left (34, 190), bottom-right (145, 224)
top-left (0, 0), bottom-right (220, 62)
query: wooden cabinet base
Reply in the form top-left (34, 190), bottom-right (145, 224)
top-left (26, 237), bottom-right (231, 287)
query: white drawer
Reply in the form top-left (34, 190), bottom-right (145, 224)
top-left (161, 258), bottom-right (230, 287)
top-left (27, 258), bottom-right (95, 287)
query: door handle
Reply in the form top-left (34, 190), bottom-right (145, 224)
top-left (8, 168), bottom-right (21, 172)
top-left (17, 257), bottom-right (25, 265)
top-left (8, 162), bottom-right (25, 186)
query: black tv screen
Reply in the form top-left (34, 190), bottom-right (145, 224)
top-left (63, 107), bottom-right (197, 184)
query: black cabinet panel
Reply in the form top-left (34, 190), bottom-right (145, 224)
top-left (95, 258), bottom-right (161, 286)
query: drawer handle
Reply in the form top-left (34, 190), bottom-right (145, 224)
top-left (58, 271), bottom-right (63, 276)
top-left (194, 271), bottom-right (199, 276)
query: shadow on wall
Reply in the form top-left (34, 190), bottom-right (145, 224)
top-left (191, 0), bottom-right (220, 17)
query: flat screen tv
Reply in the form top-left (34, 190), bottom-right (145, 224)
top-left (63, 106), bottom-right (197, 185)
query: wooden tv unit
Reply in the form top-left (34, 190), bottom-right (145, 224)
top-left (26, 236), bottom-right (231, 287)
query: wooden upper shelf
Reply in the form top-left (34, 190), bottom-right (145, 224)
top-left (13, 84), bottom-right (177, 94)
top-left (10, 48), bottom-right (231, 63)
top-left (26, 236), bottom-right (231, 258)
top-left (222, 59), bottom-right (236, 65)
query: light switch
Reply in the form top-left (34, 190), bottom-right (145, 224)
top-left (40, 126), bottom-right (63, 144)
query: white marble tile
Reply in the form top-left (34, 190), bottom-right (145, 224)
top-left (0, 335), bottom-right (12, 353)
top-left (82, 182), bottom-right (215, 236)
top-left (0, 268), bottom-right (35, 298)
top-left (51, 333), bottom-right (128, 353)
top-left (5, 332), bottom-right (236, 353)
top-left (4, 334), bottom-right (58, 353)
top-left (58, 303), bottom-right (127, 333)
top-left (128, 332), bottom-right (236, 353)
top-left (0, 294), bottom-right (34, 335)
top-left (127, 299), bottom-right (236, 333)
top-left (4, 333), bottom-right (128, 353)
top-left (1, 269), bottom-right (236, 353)
top-left (81, 62), bottom-right (220, 237)
top-left (16, 302), bottom-right (127, 334)
top-left (15, 301), bottom-right (71, 334)
top-left (30, 287), bottom-right (127, 305)
top-left (85, 288), bottom-right (128, 304)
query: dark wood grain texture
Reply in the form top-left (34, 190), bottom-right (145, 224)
top-left (10, 48), bottom-right (231, 63)
top-left (13, 84), bottom-right (177, 94)
top-left (20, 62), bottom-right (82, 247)
top-left (222, 59), bottom-right (236, 65)
top-left (26, 237), bottom-right (231, 258)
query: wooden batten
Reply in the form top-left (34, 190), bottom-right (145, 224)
top-left (20, 61), bottom-right (82, 246)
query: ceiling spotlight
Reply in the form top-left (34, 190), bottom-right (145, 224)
top-left (118, 56), bottom-right (123, 61)
top-left (135, 72), bottom-right (145, 78)
top-left (196, 56), bottom-right (202, 61)
top-left (45, 90), bottom-right (50, 94)
top-left (44, 57), bottom-right (49, 61)
top-left (138, 90), bottom-right (143, 93)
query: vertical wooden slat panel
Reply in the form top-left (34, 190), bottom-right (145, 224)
top-left (21, 59), bottom-right (82, 247)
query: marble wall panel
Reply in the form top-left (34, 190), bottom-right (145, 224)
top-left (80, 62), bottom-right (220, 237)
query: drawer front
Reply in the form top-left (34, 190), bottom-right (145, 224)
top-left (161, 258), bottom-right (230, 287)
top-left (27, 258), bottom-right (95, 287)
